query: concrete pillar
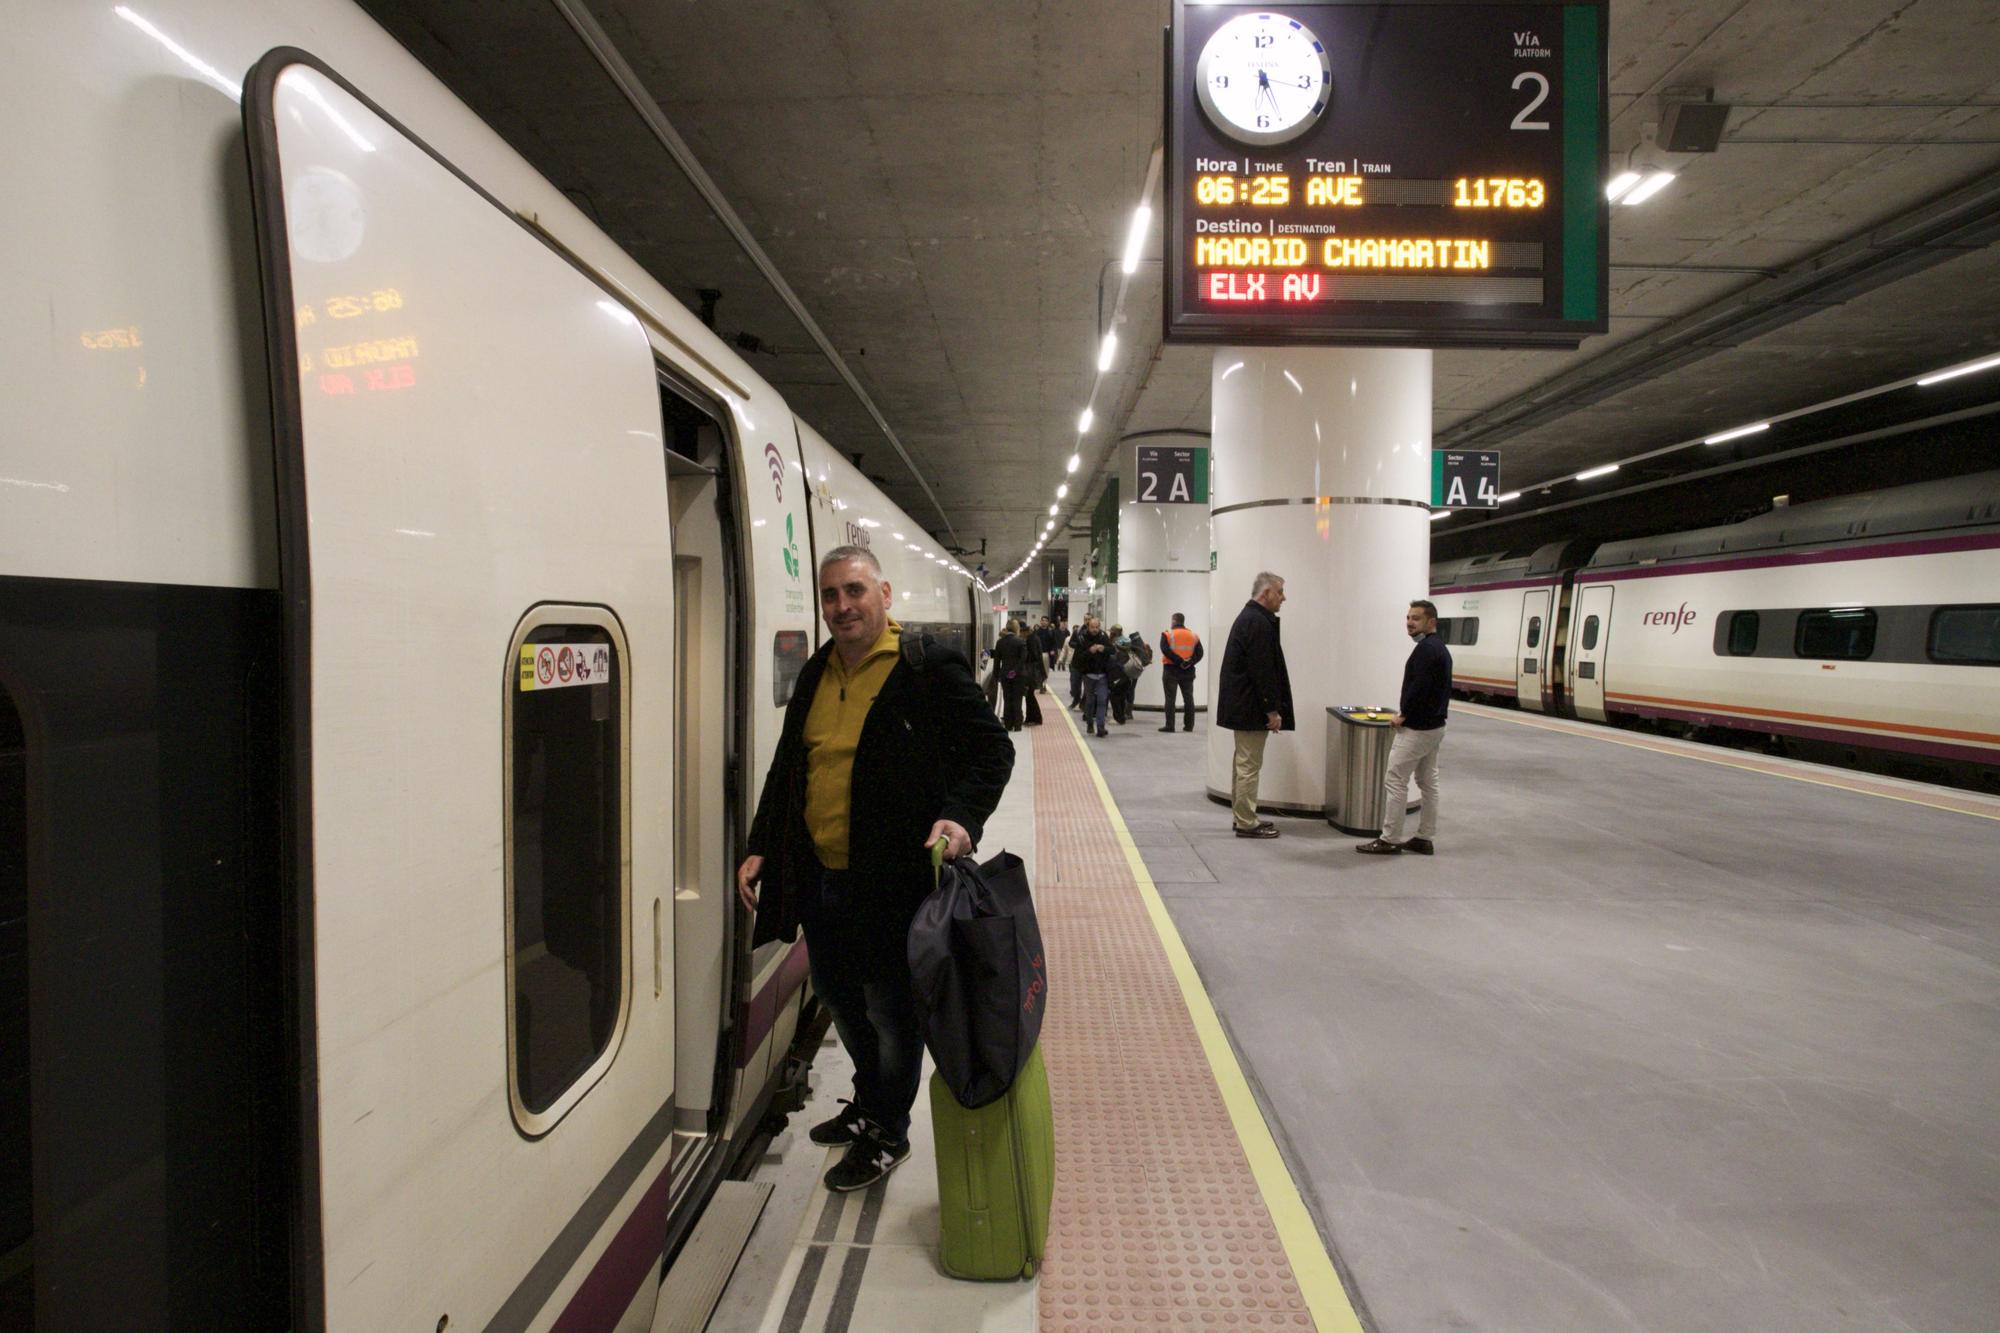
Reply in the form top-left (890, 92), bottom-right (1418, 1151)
top-left (1118, 432), bottom-right (1212, 713)
top-left (1204, 347), bottom-right (1431, 813)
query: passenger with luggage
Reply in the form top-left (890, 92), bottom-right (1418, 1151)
top-left (1158, 613), bottom-right (1203, 733)
top-left (1216, 572), bottom-right (1295, 838)
top-left (1067, 620), bottom-right (1090, 710)
top-left (736, 545), bottom-right (1013, 1192)
top-left (1110, 627), bottom-right (1150, 725)
top-left (1073, 615), bottom-right (1115, 736)
top-left (1357, 599), bottom-right (1453, 856)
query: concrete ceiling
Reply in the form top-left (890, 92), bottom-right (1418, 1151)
top-left (361, 0), bottom-right (2000, 564)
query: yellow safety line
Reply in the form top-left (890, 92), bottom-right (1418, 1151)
top-left (1050, 703), bottom-right (1365, 1333)
top-left (1458, 701), bottom-right (2000, 824)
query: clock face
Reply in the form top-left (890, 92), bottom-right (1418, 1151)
top-left (1194, 12), bottom-right (1332, 147)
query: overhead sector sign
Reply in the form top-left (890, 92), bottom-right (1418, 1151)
top-left (1165, 1), bottom-right (1609, 349)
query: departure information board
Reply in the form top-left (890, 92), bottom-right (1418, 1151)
top-left (1165, 1), bottom-right (1608, 348)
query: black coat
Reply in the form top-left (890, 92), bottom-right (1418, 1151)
top-left (993, 632), bottom-right (1031, 678)
top-left (1215, 600), bottom-right (1295, 731)
top-left (1072, 627), bottom-right (1115, 674)
top-left (747, 634), bottom-right (1014, 956)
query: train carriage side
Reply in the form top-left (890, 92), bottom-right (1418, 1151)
top-left (2, 1), bottom-right (828, 1327)
top-left (1430, 542), bottom-right (1579, 712)
top-left (1571, 473), bottom-right (2000, 773)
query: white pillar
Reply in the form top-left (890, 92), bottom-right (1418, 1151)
top-left (1118, 433), bottom-right (1212, 712)
top-left (1205, 347), bottom-right (1431, 813)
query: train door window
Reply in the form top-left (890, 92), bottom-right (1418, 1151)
top-left (1434, 617), bottom-right (1454, 643)
top-left (1928, 604), bottom-right (2000, 665)
top-left (506, 614), bottom-right (630, 1134)
top-left (1456, 617), bottom-right (1479, 646)
top-left (1795, 608), bottom-right (1877, 661)
top-left (1726, 611), bottom-right (1760, 656)
top-left (773, 630), bottom-right (810, 705)
top-left (1581, 615), bottom-right (1600, 651)
top-left (1, 684), bottom-right (26, 1323)
top-left (1526, 616), bottom-right (1542, 649)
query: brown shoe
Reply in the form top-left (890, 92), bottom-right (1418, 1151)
top-left (1400, 837), bottom-right (1435, 855)
top-left (1234, 823), bottom-right (1280, 839)
top-left (1355, 838), bottom-right (1402, 855)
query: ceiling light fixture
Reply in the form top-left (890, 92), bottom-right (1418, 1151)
top-left (1066, 454), bottom-right (1081, 473)
top-left (1575, 463), bottom-right (1620, 481)
top-left (1429, 509), bottom-right (1451, 521)
top-left (1121, 204), bottom-right (1152, 274)
top-left (1048, 503), bottom-right (1059, 516)
top-left (1056, 483), bottom-right (1068, 499)
top-left (1620, 170), bottom-right (1676, 206)
top-left (1078, 406), bottom-right (1095, 434)
top-left (1497, 490), bottom-right (1521, 503)
top-left (1097, 332), bottom-right (1118, 373)
top-left (1916, 352), bottom-right (2000, 386)
top-left (1704, 421), bottom-right (1770, 445)
top-left (1604, 170), bottom-right (1642, 202)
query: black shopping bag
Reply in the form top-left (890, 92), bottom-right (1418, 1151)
top-left (907, 846), bottom-right (1049, 1109)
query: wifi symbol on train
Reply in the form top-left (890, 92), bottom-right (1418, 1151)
top-left (762, 443), bottom-right (786, 502)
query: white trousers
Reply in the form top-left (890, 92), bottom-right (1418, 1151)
top-left (1381, 726), bottom-right (1444, 840)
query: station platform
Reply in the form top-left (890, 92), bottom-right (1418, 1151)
top-left (704, 682), bottom-right (1997, 1331)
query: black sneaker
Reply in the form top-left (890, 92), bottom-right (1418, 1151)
top-left (808, 1099), bottom-right (867, 1147)
top-left (1158, 726), bottom-right (1175, 732)
top-left (1400, 837), bottom-right (1435, 855)
top-left (824, 1124), bottom-right (911, 1192)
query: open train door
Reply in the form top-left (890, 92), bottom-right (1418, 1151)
top-left (245, 54), bottom-right (680, 1330)
top-left (1571, 584), bottom-right (1614, 721)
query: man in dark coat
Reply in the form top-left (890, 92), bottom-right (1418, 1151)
top-left (1215, 572), bottom-right (1294, 838)
top-left (1357, 599), bottom-right (1453, 856)
top-left (1072, 615), bottom-right (1116, 736)
top-left (737, 546), bottom-right (1013, 1192)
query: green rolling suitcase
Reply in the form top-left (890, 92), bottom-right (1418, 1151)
top-left (929, 1042), bottom-right (1055, 1280)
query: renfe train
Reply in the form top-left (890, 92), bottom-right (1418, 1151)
top-left (1430, 471), bottom-right (2000, 783)
top-left (1, 3), bottom-right (990, 1328)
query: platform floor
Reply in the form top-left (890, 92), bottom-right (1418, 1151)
top-left (1082, 692), bottom-right (2000, 1332)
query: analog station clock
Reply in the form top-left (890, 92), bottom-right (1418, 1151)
top-left (1194, 11), bottom-right (1332, 146)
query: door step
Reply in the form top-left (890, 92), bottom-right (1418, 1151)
top-left (651, 1181), bottom-right (773, 1333)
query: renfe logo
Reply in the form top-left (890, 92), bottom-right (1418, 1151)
top-left (1643, 602), bottom-right (1698, 634)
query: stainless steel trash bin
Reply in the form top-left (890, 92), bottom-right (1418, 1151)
top-left (1326, 706), bottom-right (1398, 834)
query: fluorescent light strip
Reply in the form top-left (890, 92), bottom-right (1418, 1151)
top-left (1121, 205), bottom-right (1152, 274)
top-left (1066, 454), bottom-right (1081, 473)
top-left (1098, 332), bottom-right (1118, 373)
top-left (1704, 421), bottom-right (1770, 445)
top-left (1428, 510), bottom-right (1451, 521)
top-left (1916, 352), bottom-right (2000, 386)
top-left (1620, 170), bottom-right (1675, 206)
top-left (1077, 406), bottom-right (1094, 434)
top-left (1575, 463), bottom-right (1620, 481)
top-left (1496, 490), bottom-right (1521, 503)
top-left (1604, 171), bottom-right (1641, 203)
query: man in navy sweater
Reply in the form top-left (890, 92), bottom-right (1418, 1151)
top-left (1357, 600), bottom-right (1452, 855)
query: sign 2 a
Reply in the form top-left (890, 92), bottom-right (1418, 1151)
top-left (1135, 445), bottom-right (1210, 505)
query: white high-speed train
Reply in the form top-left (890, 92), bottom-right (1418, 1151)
top-left (1, 2), bottom-right (990, 1328)
top-left (1430, 471), bottom-right (2000, 781)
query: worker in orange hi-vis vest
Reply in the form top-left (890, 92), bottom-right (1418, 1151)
top-left (1157, 612), bottom-right (1205, 734)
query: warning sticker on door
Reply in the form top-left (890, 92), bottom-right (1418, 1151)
top-left (518, 642), bottom-right (614, 691)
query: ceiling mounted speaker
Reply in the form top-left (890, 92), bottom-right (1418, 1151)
top-left (1660, 98), bottom-right (1731, 153)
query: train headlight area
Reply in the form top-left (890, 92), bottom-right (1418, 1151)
top-left (10, 0), bottom-right (2000, 1328)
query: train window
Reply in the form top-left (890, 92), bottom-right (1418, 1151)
top-left (1928, 604), bottom-right (2000, 665)
top-left (1434, 616), bottom-right (1454, 643)
top-left (1526, 616), bottom-right (1542, 649)
top-left (1458, 617), bottom-right (1478, 646)
top-left (773, 629), bottom-right (810, 705)
top-left (1581, 615), bottom-right (1600, 651)
top-left (507, 615), bottom-right (629, 1133)
top-left (1795, 608), bottom-right (1877, 661)
top-left (1727, 611), bottom-right (1760, 656)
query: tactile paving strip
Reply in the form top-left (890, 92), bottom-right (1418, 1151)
top-left (1031, 716), bottom-right (1314, 1329)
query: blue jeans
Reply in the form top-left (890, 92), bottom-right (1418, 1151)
top-left (801, 869), bottom-right (924, 1139)
top-left (1082, 672), bottom-right (1110, 731)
